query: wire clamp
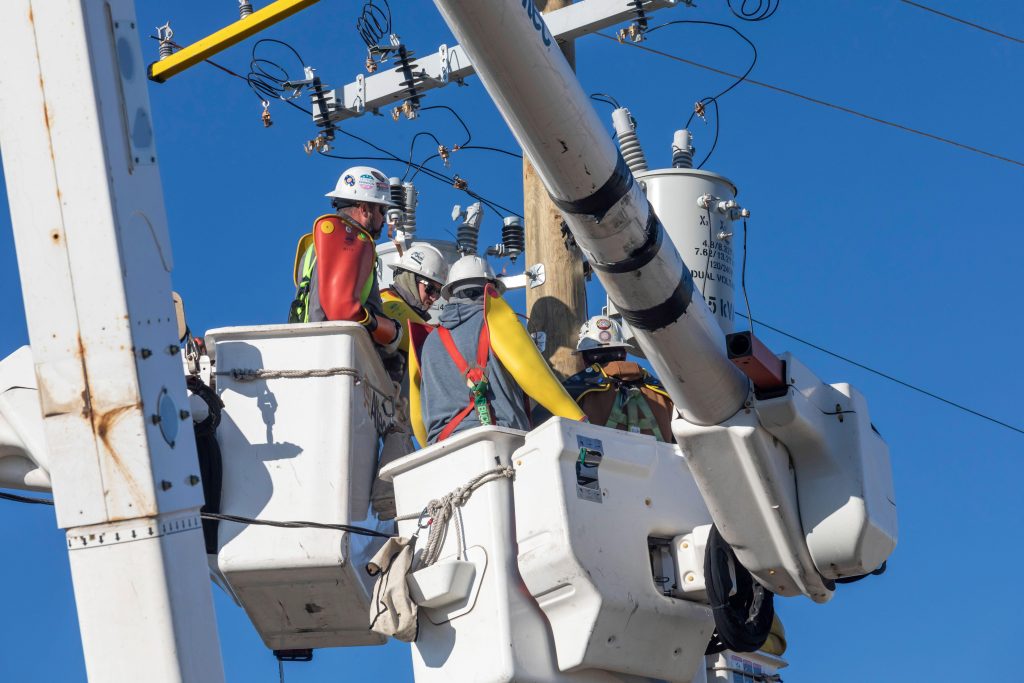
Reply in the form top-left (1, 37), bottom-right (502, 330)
top-left (616, 0), bottom-right (649, 42)
top-left (303, 133), bottom-right (332, 155)
top-left (694, 100), bottom-right (707, 122)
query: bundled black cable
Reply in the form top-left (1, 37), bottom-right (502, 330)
top-left (727, 0), bottom-right (780, 22)
top-left (704, 524), bottom-right (775, 654)
top-left (356, 0), bottom-right (393, 52)
top-left (246, 38), bottom-right (307, 106)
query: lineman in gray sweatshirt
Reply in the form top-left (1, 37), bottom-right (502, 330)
top-left (416, 255), bottom-right (585, 445)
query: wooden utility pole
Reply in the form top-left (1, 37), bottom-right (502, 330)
top-left (524, 0), bottom-right (587, 379)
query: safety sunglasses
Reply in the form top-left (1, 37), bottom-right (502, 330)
top-left (419, 279), bottom-right (441, 297)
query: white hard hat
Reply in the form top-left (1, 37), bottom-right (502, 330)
top-left (325, 165), bottom-right (398, 206)
top-left (441, 254), bottom-right (506, 299)
top-left (577, 315), bottom-right (631, 353)
top-left (388, 243), bottom-right (448, 285)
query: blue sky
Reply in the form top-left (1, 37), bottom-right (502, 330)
top-left (2, 1), bottom-right (1022, 681)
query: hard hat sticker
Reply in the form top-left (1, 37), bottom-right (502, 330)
top-left (319, 220), bottom-right (335, 234)
top-left (596, 318), bottom-right (611, 330)
top-left (343, 175), bottom-right (356, 186)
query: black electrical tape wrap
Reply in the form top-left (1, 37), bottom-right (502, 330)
top-left (549, 154), bottom-right (632, 220)
top-left (588, 208), bottom-right (665, 274)
top-left (614, 272), bottom-right (694, 331)
top-left (704, 524), bottom-right (775, 655)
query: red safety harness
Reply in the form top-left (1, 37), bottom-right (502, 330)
top-left (435, 321), bottom-right (493, 442)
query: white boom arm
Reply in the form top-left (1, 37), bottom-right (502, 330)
top-left (431, 0), bottom-right (748, 426)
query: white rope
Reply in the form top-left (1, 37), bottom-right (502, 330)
top-left (218, 366), bottom-right (363, 381)
top-left (217, 365), bottom-right (399, 435)
top-left (407, 466), bottom-right (515, 569)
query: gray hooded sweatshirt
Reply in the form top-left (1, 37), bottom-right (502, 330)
top-left (420, 295), bottom-right (530, 444)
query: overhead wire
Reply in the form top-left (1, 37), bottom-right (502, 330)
top-left (0, 491), bottom-right (396, 536)
top-left (596, 32), bottom-right (1024, 169)
top-left (589, 92), bottom-right (622, 110)
top-left (147, 36), bottom-right (522, 217)
top-left (897, 0), bottom-right (1024, 45)
top-left (735, 312), bottom-right (1024, 436)
top-left (645, 20), bottom-right (757, 168)
top-left (727, 0), bottom-right (780, 22)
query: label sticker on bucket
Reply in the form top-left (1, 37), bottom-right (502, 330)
top-left (575, 435), bottom-right (603, 503)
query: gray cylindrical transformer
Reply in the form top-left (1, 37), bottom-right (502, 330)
top-left (636, 168), bottom-right (739, 334)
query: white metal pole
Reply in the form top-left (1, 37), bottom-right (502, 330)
top-left (0, 2), bottom-right (225, 681)
top-left (431, 0), bottom-right (748, 425)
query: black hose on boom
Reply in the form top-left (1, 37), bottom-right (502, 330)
top-left (704, 524), bottom-right (775, 654)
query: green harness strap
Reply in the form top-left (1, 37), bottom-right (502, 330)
top-left (288, 244), bottom-right (318, 323)
top-left (605, 385), bottom-right (665, 442)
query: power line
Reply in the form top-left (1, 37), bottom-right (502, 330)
top-left (737, 312), bottom-right (1024, 436)
top-left (597, 33), bottom-right (1024, 169)
top-left (147, 36), bottom-right (524, 218)
top-left (897, 0), bottom-right (1024, 45)
top-left (0, 491), bottom-right (395, 536)
top-left (0, 491), bottom-right (56, 506)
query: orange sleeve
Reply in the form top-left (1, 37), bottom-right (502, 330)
top-left (313, 215), bottom-right (375, 321)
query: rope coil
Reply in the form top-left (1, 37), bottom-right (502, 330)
top-left (397, 466), bottom-right (515, 569)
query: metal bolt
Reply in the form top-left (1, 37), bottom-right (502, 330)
top-left (160, 480), bottom-right (172, 491)
top-left (685, 574), bottom-right (694, 583)
top-left (179, 409), bottom-right (190, 420)
top-left (644, 498), bottom-right (652, 507)
top-left (167, 344), bottom-right (180, 355)
top-left (140, 348), bottom-right (152, 358)
top-left (150, 414), bottom-right (161, 424)
top-left (187, 475), bottom-right (200, 486)
top-left (681, 541), bottom-right (689, 549)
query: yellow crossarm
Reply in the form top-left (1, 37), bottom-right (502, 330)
top-left (148, 0), bottom-right (322, 83)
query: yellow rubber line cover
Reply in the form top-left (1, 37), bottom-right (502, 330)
top-left (148, 0), bottom-right (321, 83)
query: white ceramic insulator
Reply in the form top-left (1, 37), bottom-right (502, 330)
top-left (611, 107), bottom-right (648, 175)
top-left (402, 182), bottom-right (417, 235)
top-left (672, 130), bottom-right (694, 169)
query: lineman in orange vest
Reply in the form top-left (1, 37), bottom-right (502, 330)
top-left (406, 255), bottom-right (586, 446)
top-left (288, 166), bottom-right (401, 352)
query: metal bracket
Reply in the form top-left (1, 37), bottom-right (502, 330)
top-left (353, 73), bottom-right (366, 114)
top-left (439, 44), bottom-right (450, 84)
top-left (526, 263), bottom-right (546, 288)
